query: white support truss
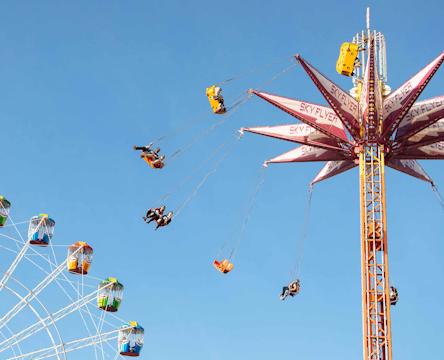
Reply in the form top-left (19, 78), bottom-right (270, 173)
top-left (6, 327), bottom-right (129, 360)
top-left (0, 242), bottom-right (31, 292)
top-left (0, 282), bottom-right (113, 353)
top-left (0, 217), bottom-right (47, 292)
top-left (0, 247), bottom-right (81, 331)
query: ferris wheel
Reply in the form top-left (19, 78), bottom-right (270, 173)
top-left (0, 196), bottom-right (144, 360)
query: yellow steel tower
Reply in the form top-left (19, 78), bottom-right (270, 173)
top-left (357, 11), bottom-right (392, 359)
top-left (359, 145), bottom-right (392, 360)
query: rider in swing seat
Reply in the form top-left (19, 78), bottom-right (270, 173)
top-left (155, 211), bottom-right (173, 230)
top-left (280, 279), bottom-right (301, 300)
top-left (144, 206), bottom-right (166, 223)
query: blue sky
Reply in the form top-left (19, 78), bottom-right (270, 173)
top-left (0, 0), bottom-right (443, 359)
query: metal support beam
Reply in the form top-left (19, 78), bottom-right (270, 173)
top-left (5, 327), bottom-right (129, 360)
top-left (0, 247), bottom-right (81, 332)
top-left (0, 282), bottom-right (112, 353)
top-left (0, 216), bottom-right (47, 292)
top-left (359, 145), bottom-right (392, 360)
top-left (0, 242), bottom-right (31, 292)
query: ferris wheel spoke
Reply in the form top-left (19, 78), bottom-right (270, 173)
top-left (0, 247), bottom-right (83, 332)
top-left (6, 328), bottom-right (128, 360)
top-left (0, 241), bottom-right (31, 293)
top-left (63, 292), bottom-right (102, 360)
top-left (94, 305), bottom-right (108, 360)
top-left (1, 325), bottom-right (23, 359)
top-left (5, 214), bottom-right (27, 244)
top-left (1, 282), bottom-right (65, 360)
top-left (22, 253), bottom-right (92, 291)
top-left (16, 246), bottom-right (102, 358)
top-left (66, 286), bottom-right (103, 360)
top-left (0, 233), bottom-right (25, 246)
top-left (77, 306), bottom-right (129, 360)
top-left (0, 220), bottom-right (30, 228)
top-left (0, 216), bottom-right (54, 294)
top-left (0, 282), bottom-right (113, 353)
top-left (1, 210), bottom-right (138, 359)
top-left (79, 306), bottom-right (114, 360)
top-left (79, 309), bottom-right (141, 360)
top-left (24, 248), bottom-right (105, 360)
top-left (81, 305), bottom-right (128, 334)
top-left (0, 244), bottom-right (19, 254)
top-left (17, 242), bottom-right (102, 287)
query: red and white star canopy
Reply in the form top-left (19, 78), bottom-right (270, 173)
top-left (243, 41), bottom-right (444, 185)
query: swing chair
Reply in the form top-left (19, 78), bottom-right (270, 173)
top-left (206, 85), bottom-right (227, 114)
top-left (213, 259), bottom-right (234, 274)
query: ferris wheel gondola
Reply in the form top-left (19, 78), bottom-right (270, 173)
top-left (0, 196), bottom-right (11, 228)
top-left (67, 241), bottom-right (93, 275)
top-left (28, 214), bottom-right (55, 246)
top-left (118, 322), bottom-right (144, 357)
top-left (97, 277), bottom-right (124, 312)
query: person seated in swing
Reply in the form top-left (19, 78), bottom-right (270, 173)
top-left (213, 86), bottom-right (222, 99)
top-left (280, 279), bottom-right (301, 300)
top-left (155, 211), bottom-right (173, 230)
top-left (389, 286), bottom-right (399, 306)
top-left (134, 143), bottom-right (154, 154)
top-left (144, 206), bottom-right (165, 223)
top-left (134, 144), bottom-right (161, 161)
top-left (213, 87), bottom-right (227, 113)
top-left (206, 85), bottom-right (227, 114)
top-left (151, 155), bottom-right (165, 169)
top-left (215, 100), bottom-right (226, 114)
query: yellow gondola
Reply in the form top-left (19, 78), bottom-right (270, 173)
top-left (336, 42), bottom-right (359, 76)
top-left (206, 85), bottom-right (226, 114)
top-left (67, 241), bottom-right (93, 275)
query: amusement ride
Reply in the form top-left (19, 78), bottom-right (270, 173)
top-left (2, 6), bottom-right (443, 360)
top-left (0, 204), bottom-right (145, 359)
top-left (135, 8), bottom-right (443, 360)
top-left (240, 9), bottom-right (444, 360)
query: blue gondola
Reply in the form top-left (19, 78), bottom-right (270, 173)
top-left (28, 214), bottom-right (55, 246)
top-left (118, 321), bottom-right (144, 357)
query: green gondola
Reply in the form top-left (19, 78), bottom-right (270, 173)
top-left (0, 196), bottom-right (11, 227)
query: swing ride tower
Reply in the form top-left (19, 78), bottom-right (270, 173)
top-left (360, 141), bottom-right (392, 360)
top-left (242, 8), bottom-right (444, 360)
top-left (357, 12), bottom-right (393, 360)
